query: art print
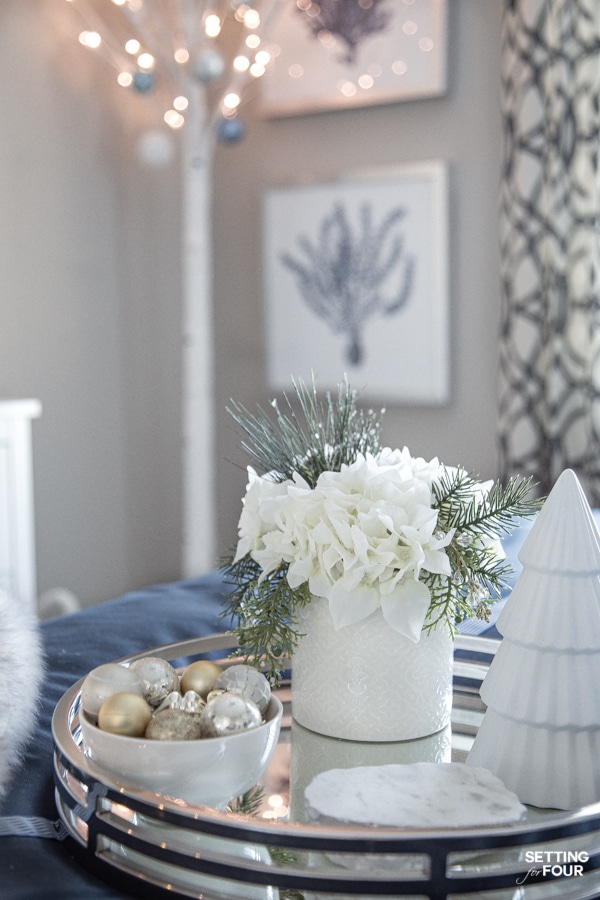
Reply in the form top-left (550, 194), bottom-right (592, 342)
top-left (261, 0), bottom-right (447, 116)
top-left (263, 163), bottom-right (449, 403)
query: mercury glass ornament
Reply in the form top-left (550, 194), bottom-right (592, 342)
top-left (97, 691), bottom-right (152, 737)
top-left (180, 660), bottom-right (222, 699)
top-left (154, 690), bottom-right (184, 714)
top-left (206, 688), bottom-right (227, 702)
top-left (181, 690), bottom-right (206, 715)
top-left (200, 691), bottom-right (262, 738)
top-left (214, 664), bottom-right (271, 713)
top-left (146, 708), bottom-right (203, 741)
top-left (130, 657), bottom-right (179, 707)
top-left (81, 663), bottom-right (145, 721)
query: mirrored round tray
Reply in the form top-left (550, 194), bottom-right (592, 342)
top-left (52, 633), bottom-right (600, 899)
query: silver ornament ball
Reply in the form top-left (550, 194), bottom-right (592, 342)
top-left (154, 690), bottom-right (184, 714)
top-left (213, 664), bottom-right (271, 713)
top-left (200, 691), bottom-right (262, 738)
top-left (130, 656), bottom-right (180, 707)
top-left (81, 663), bottom-right (145, 720)
top-left (181, 690), bottom-right (206, 715)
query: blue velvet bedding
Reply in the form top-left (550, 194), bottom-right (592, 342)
top-left (0, 519), bottom-right (536, 898)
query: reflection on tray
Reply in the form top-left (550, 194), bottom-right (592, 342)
top-left (289, 720), bottom-right (452, 823)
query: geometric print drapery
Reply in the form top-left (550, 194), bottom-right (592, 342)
top-left (498, 0), bottom-right (600, 503)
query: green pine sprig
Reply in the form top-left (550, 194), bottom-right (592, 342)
top-left (221, 559), bottom-right (311, 686)
top-left (424, 466), bottom-right (542, 631)
top-left (432, 467), bottom-right (539, 538)
top-left (227, 375), bottom-right (383, 486)
top-left (228, 785), bottom-right (267, 816)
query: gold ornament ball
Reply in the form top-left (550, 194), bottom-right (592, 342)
top-left (98, 691), bottom-right (152, 736)
top-left (180, 660), bottom-right (222, 699)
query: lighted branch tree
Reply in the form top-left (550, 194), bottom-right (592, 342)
top-left (62, 0), bottom-right (281, 575)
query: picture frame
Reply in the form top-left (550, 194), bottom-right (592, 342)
top-left (260, 0), bottom-right (447, 117)
top-left (263, 162), bottom-right (449, 404)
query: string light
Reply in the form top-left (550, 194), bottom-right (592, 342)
top-left (244, 9), bottom-right (261, 29)
top-left (262, 793), bottom-right (289, 820)
top-left (223, 92), bottom-right (241, 110)
top-left (137, 52), bottom-right (155, 70)
top-left (64, 0), bottom-right (277, 148)
top-left (164, 109), bottom-right (185, 129)
top-left (204, 14), bottom-right (221, 38)
top-left (79, 31), bottom-right (101, 49)
top-left (234, 4), bottom-right (251, 23)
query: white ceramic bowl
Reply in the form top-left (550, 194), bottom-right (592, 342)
top-left (80, 695), bottom-right (283, 808)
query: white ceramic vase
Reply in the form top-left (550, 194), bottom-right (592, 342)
top-left (291, 597), bottom-right (454, 742)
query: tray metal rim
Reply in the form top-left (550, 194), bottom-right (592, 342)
top-left (52, 632), bottom-right (600, 844)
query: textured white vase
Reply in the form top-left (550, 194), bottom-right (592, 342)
top-left (291, 597), bottom-right (454, 742)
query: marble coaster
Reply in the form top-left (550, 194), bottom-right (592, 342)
top-left (304, 762), bottom-right (526, 828)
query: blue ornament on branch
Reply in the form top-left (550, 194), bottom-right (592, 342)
top-left (217, 116), bottom-right (245, 143)
top-left (132, 71), bottom-right (155, 93)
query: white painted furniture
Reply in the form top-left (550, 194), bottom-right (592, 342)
top-left (0, 399), bottom-right (41, 612)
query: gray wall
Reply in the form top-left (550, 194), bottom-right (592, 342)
top-left (1, 2), bottom-right (182, 606)
top-left (214, 1), bottom-right (504, 556)
top-left (0, 1), bottom-right (503, 608)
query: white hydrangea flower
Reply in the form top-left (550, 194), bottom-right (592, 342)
top-left (233, 467), bottom-right (291, 563)
top-left (234, 448), bottom-right (457, 641)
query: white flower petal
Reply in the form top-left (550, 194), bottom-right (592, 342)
top-left (328, 583), bottom-right (379, 629)
top-left (380, 580), bottom-right (432, 642)
top-left (308, 572), bottom-right (331, 598)
top-left (422, 546), bottom-right (452, 576)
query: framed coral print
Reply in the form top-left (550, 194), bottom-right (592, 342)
top-left (260, 0), bottom-right (447, 117)
top-left (263, 162), bottom-right (449, 403)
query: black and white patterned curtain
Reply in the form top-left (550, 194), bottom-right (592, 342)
top-left (498, 0), bottom-right (600, 502)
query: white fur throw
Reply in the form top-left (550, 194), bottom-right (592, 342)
top-left (0, 590), bottom-right (43, 799)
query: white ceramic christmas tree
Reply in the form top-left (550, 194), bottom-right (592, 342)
top-left (467, 468), bottom-right (600, 809)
